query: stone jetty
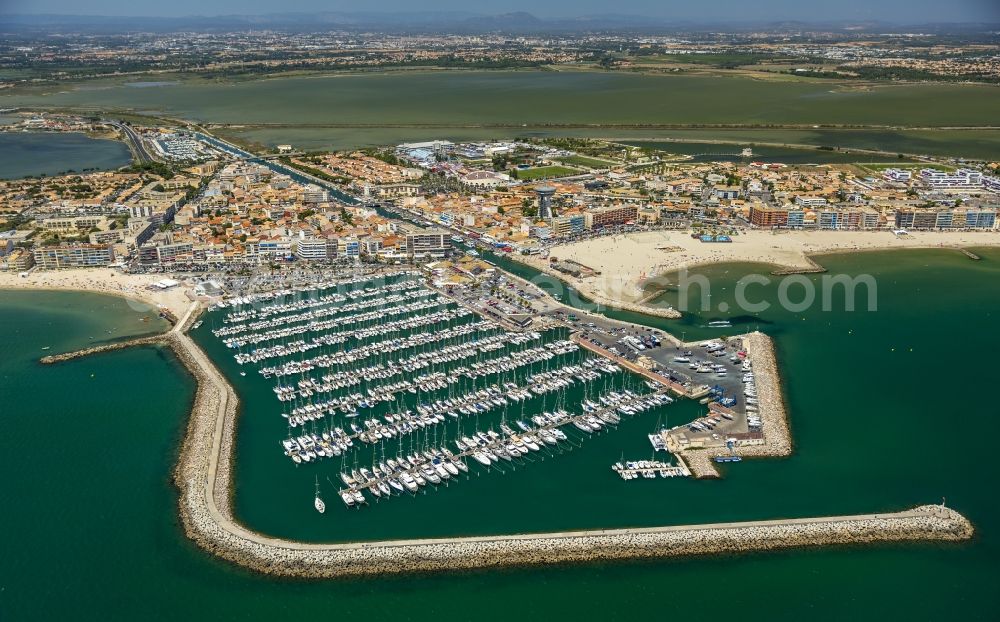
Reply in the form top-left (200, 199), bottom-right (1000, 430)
top-left (516, 257), bottom-right (682, 319)
top-left (39, 334), bottom-right (168, 364)
top-left (677, 331), bottom-right (791, 478)
top-left (41, 301), bottom-right (973, 578)
top-left (769, 255), bottom-right (827, 275)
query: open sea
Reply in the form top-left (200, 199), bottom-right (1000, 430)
top-left (2, 248), bottom-right (998, 620)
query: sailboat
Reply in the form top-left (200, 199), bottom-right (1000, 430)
top-left (314, 476), bottom-right (326, 513)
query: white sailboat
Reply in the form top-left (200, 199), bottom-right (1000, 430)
top-left (313, 476), bottom-right (326, 513)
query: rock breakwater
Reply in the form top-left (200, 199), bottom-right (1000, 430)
top-left (40, 303), bottom-right (975, 578)
top-left (39, 335), bottom-right (167, 364)
top-left (679, 331), bottom-right (791, 478)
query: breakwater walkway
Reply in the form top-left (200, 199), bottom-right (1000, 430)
top-left (770, 255), bottom-right (827, 276)
top-left (41, 300), bottom-right (973, 577)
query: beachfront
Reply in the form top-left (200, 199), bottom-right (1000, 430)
top-left (0, 268), bottom-right (193, 318)
top-left (528, 230), bottom-right (1000, 306)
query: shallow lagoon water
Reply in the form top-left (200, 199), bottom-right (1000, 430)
top-left (0, 131), bottom-right (132, 179)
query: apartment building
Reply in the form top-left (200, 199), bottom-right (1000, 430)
top-left (405, 228), bottom-right (451, 258)
top-left (33, 244), bottom-right (115, 269)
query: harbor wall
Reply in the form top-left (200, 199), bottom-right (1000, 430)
top-left (40, 300), bottom-right (974, 578)
top-left (677, 331), bottom-right (791, 478)
top-left (39, 334), bottom-right (167, 364)
top-left (164, 312), bottom-right (971, 578)
top-left (510, 256), bottom-right (682, 320)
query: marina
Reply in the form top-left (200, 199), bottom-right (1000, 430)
top-left (10, 249), bottom-right (988, 586)
top-left (201, 271), bottom-right (687, 510)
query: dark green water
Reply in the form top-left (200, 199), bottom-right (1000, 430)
top-left (0, 132), bottom-right (132, 179)
top-left (2, 249), bottom-right (999, 620)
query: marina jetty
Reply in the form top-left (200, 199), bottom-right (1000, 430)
top-left (38, 290), bottom-right (972, 577)
top-left (669, 331), bottom-right (791, 478)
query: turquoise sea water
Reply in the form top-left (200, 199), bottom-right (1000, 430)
top-left (2, 249), bottom-right (999, 620)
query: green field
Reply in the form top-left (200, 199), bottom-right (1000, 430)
top-left (215, 126), bottom-right (1000, 160)
top-left (11, 71), bottom-right (999, 161)
top-left (557, 154), bottom-right (616, 168)
top-left (512, 165), bottom-right (580, 180)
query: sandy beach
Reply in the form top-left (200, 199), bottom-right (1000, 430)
top-left (530, 229), bottom-right (1000, 304)
top-left (0, 268), bottom-right (193, 318)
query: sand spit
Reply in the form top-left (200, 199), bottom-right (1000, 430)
top-left (39, 302), bottom-right (972, 577)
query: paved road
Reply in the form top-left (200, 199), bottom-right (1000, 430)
top-left (108, 120), bottom-right (152, 164)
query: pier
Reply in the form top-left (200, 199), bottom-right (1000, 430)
top-left (663, 331), bottom-right (792, 478)
top-left (613, 460), bottom-right (689, 479)
top-left (332, 389), bottom-right (673, 505)
top-left (571, 333), bottom-right (702, 398)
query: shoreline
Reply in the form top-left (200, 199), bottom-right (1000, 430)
top-left (516, 231), bottom-right (1000, 316)
top-left (0, 269), bottom-right (193, 319)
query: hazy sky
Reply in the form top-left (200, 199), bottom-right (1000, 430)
top-left (2, 0), bottom-right (999, 22)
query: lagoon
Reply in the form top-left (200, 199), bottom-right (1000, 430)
top-left (6, 71), bottom-right (1000, 128)
top-left (0, 131), bottom-right (132, 179)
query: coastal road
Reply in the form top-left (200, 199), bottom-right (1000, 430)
top-left (108, 120), bottom-right (152, 164)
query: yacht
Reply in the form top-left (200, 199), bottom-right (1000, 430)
top-left (314, 477), bottom-right (325, 514)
